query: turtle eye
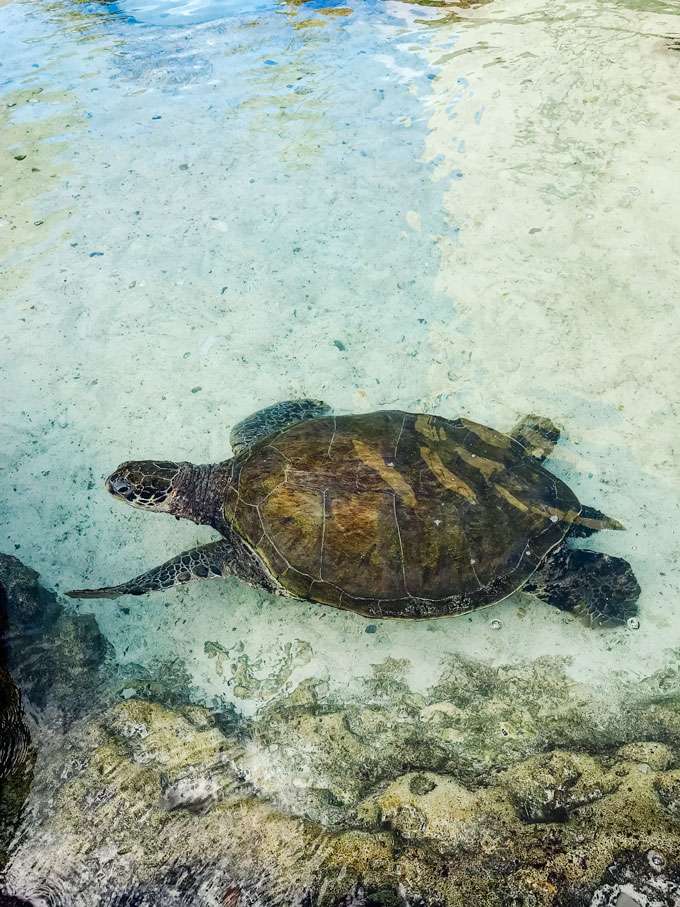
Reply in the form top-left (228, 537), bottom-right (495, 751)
top-left (116, 483), bottom-right (130, 495)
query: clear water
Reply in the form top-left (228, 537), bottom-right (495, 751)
top-left (1, 0), bottom-right (680, 901)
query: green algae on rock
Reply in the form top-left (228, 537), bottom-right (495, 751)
top-left (6, 692), bottom-right (680, 906)
top-left (238, 651), bottom-right (680, 828)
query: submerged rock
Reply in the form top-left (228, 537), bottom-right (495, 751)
top-left (502, 750), bottom-right (617, 824)
top-left (2, 697), bottom-right (394, 905)
top-left (238, 652), bottom-right (680, 832)
top-left (617, 742), bottom-right (674, 772)
top-left (0, 666), bottom-right (31, 782)
top-left (5, 687), bottom-right (680, 906)
top-left (0, 570), bottom-right (34, 873)
top-left (0, 551), bottom-right (113, 874)
top-left (0, 668), bottom-right (33, 873)
top-left (0, 552), bottom-right (111, 714)
top-left (0, 554), bottom-right (61, 631)
top-left (589, 850), bottom-right (680, 907)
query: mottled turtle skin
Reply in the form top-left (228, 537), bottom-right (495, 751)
top-left (223, 411), bottom-right (579, 619)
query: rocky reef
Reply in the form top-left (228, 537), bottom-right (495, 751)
top-left (0, 663), bottom-right (33, 873)
top-left (239, 653), bottom-right (680, 828)
top-left (6, 691), bottom-right (680, 905)
top-left (3, 553), bottom-right (680, 905)
top-left (0, 553), bottom-right (111, 876)
top-left (0, 560), bottom-right (34, 872)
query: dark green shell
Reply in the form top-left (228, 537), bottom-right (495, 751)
top-left (223, 411), bottom-right (581, 618)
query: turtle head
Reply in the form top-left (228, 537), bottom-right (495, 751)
top-left (106, 460), bottom-right (187, 513)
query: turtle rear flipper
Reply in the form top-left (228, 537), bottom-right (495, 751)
top-left (524, 546), bottom-right (640, 626)
top-left (510, 414), bottom-right (560, 462)
top-left (230, 398), bottom-right (332, 456)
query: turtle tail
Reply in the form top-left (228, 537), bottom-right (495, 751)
top-left (570, 505), bottom-right (624, 538)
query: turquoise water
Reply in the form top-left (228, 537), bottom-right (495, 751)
top-left (1, 0), bottom-right (680, 901)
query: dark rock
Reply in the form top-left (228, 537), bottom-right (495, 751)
top-left (0, 576), bottom-right (34, 873)
top-left (0, 666), bottom-right (30, 781)
top-left (0, 553), bottom-right (112, 713)
top-left (333, 886), bottom-right (410, 907)
top-left (588, 849), bottom-right (680, 907)
top-left (0, 554), bottom-right (60, 633)
top-left (409, 774), bottom-right (437, 796)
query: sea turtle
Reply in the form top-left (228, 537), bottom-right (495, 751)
top-left (68, 399), bottom-right (640, 625)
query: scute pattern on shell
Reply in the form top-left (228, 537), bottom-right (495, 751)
top-left (223, 411), bottom-right (581, 618)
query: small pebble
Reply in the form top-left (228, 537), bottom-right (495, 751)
top-left (365, 624), bottom-right (377, 634)
top-left (89, 251), bottom-right (104, 257)
top-left (627, 617), bottom-right (640, 631)
top-left (191, 386), bottom-right (202, 394)
top-left (490, 618), bottom-right (503, 631)
top-left (333, 339), bottom-right (346, 351)
top-left (179, 163), bottom-right (189, 171)
top-left (14, 154), bottom-right (26, 161)
top-left (647, 850), bottom-right (665, 870)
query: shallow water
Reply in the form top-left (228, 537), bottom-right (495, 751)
top-left (1, 0), bottom-right (680, 901)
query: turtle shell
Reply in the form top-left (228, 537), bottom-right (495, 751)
top-left (223, 411), bottom-right (581, 618)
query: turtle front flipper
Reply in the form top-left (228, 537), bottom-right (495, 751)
top-left (524, 546), bottom-right (640, 626)
top-left (66, 540), bottom-right (237, 599)
top-left (510, 414), bottom-right (561, 462)
top-left (230, 398), bottom-right (332, 455)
